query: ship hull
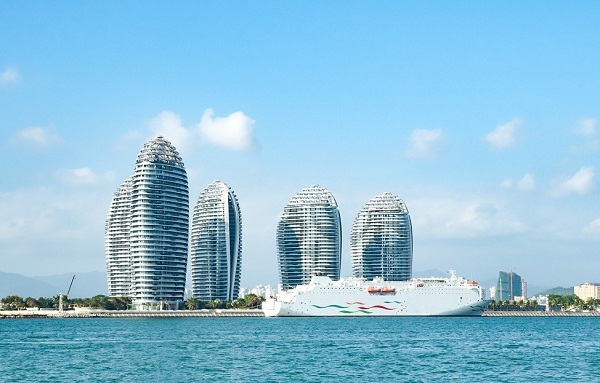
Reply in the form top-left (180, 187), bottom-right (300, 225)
top-left (262, 276), bottom-right (489, 317)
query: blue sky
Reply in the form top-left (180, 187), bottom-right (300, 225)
top-left (1, 2), bottom-right (599, 290)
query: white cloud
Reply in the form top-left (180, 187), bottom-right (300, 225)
top-left (410, 198), bottom-right (526, 239)
top-left (583, 218), bottom-right (600, 235)
top-left (404, 129), bottom-right (444, 158)
top-left (578, 118), bottom-right (597, 137)
top-left (198, 108), bottom-right (257, 151)
top-left (553, 166), bottom-right (595, 197)
top-left (517, 173), bottom-right (536, 191)
top-left (13, 126), bottom-right (62, 148)
top-left (500, 179), bottom-right (513, 189)
top-left (57, 167), bottom-right (115, 187)
top-left (485, 118), bottom-right (521, 150)
top-left (0, 67), bottom-right (20, 85)
top-left (148, 111), bottom-right (195, 155)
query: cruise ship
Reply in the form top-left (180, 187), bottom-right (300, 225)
top-left (262, 270), bottom-right (489, 317)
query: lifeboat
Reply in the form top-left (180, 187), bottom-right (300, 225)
top-left (466, 281), bottom-right (478, 286)
top-left (380, 287), bottom-right (396, 294)
top-left (367, 287), bottom-right (382, 293)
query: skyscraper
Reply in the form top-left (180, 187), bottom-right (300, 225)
top-left (350, 192), bottom-right (413, 281)
top-left (105, 136), bottom-right (189, 310)
top-left (105, 178), bottom-right (132, 297)
top-left (190, 180), bottom-right (242, 301)
top-left (495, 270), bottom-right (523, 301)
top-left (276, 185), bottom-right (342, 288)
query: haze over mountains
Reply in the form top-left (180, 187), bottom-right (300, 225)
top-left (1, 269), bottom-right (555, 299)
top-left (0, 271), bottom-right (107, 299)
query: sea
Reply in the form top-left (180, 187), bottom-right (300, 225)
top-left (1, 316), bottom-right (598, 382)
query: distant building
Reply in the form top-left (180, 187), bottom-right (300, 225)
top-left (105, 136), bottom-right (189, 310)
top-left (574, 283), bottom-right (600, 301)
top-left (350, 192), bottom-right (413, 281)
top-left (495, 271), bottom-right (523, 301)
top-left (105, 178), bottom-right (132, 297)
top-left (190, 180), bottom-right (242, 301)
top-left (276, 185), bottom-right (342, 289)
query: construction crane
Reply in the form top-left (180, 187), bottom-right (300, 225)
top-left (58, 275), bottom-right (76, 312)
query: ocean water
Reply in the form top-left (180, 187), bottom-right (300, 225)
top-left (0, 317), bottom-right (598, 382)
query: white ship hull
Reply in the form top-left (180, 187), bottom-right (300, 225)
top-left (262, 273), bottom-right (489, 317)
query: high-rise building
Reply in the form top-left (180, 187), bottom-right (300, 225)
top-left (495, 270), bottom-right (523, 301)
top-left (105, 178), bottom-right (132, 296)
top-left (276, 185), bottom-right (342, 288)
top-left (350, 192), bottom-right (413, 281)
top-left (105, 136), bottom-right (189, 310)
top-left (190, 180), bottom-right (242, 301)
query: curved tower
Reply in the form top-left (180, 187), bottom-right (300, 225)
top-left (105, 177), bottom-right (132, 297)
top-left (129, 136), bottom-right (189, 310)
top-left (190, 180), bottom-right (242, 301)
top-left (276, 185), bottom-right (342, 288)
top-left (351, 192), bottom-right (413, 281)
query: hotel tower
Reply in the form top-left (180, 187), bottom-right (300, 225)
top-left (105, 136), bottom-right (189, 310)
top-left (350, 192), bottom-right (413, 281)
top-left (190, 180), bottom-right (242, 301)
top-left (276, 185), bottom-right (342, 288)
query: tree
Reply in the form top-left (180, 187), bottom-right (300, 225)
top-left (185, 298), bottom-right (201, 310)
top-left (1, 295), bottom-right (25, 310)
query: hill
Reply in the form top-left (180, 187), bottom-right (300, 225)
top-left (0, 271), bottom-right (107, 298)
top-left (535, 286), bottom-right (574, 296)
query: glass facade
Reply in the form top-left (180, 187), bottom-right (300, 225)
top-left (351, 192), bottom-right (413, 281)
top-left (276, 185), bottom-right (342, 289)
top-left (190, 180), bottom-right (242, 301)
top-left (495, 271), bottom-right (522, 301)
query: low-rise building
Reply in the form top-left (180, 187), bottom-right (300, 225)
top-left (574, 282), bottom-right (600, 301)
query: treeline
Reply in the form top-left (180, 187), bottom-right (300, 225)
top-left (488, 295), bottom-right (600, 311)
top-left (0, 294), bottom-right (265, 311)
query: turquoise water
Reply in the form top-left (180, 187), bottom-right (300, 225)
top-left (1, 317), bottom-right (599, 382)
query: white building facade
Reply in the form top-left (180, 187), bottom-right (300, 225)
top-left (105, 178), bottom-right (132, 296)
top-left (106, 136), bottom-right (189, 310)
top-left (190, 180), bottom-right (242, 301)
top-left (350, 192), bottom-right (413, 281)
top-left (276, 185), bottom-right (342, 289)
top-left (574, 283), bottom-right (600, 301)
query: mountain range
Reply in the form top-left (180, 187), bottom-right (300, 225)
top-left (1, 269), bottom-right (565, 299)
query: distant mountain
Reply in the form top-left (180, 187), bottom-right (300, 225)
top-left (0, 271), bottom-right (107, 298)
top-left (535, 286), bottom-right (574, 296)
top-left (33, 272), bottom-right (107, 298)
top-left (0, 272), bottom-right (60, 298)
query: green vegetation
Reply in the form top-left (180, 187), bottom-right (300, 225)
top-left (1, 293), bottom-right (264, 311)
top-left (487, 295), bottom-right (600, 312)
top-left (182, 294), bottom-right (265, 310)
top-left (547, 294), bottom-right (600, 311)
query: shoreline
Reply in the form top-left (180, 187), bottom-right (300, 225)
top-left (2, 309), bottom-right (600, 318)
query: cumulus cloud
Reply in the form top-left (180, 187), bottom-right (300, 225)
top-left (517, 173), bottom-right (536, 191)
top-left (485, 118), bottom-right (521, 150)
top-left (500, 179), bottom-right (513, 189)
top-left (404, 129), bottom-right (444, 158)
top-left (410, 198), bottom-right (526, 239)
top-left (578, 118), bottom-right (597, 137)
top-left (198, 108), bottom-right (257, 151)
top-left (553, 166), bottom-right (595, 197)
top-left (13, 126), bottom-right (62, 148)
top-left (57, 167), bottom-right (115, 187)
top-left (148, 111), bottom-right (195, 155)
top-left (583, 218), bottom-right (600, 235)
top-left (0, 67), bottom-right (20, 85)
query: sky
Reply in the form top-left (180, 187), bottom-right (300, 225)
top-left (1, 2), bottom-right (600, 290)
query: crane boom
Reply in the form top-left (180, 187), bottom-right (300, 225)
top-left (66, 275), bottom-right (76, 297)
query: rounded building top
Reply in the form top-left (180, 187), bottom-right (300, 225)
top-left (136, 136), bottom-right (184, 167)
top-left (363, 192), bottom-right (409, 213)
top-left (288, 185), bottom-right (338, 207)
